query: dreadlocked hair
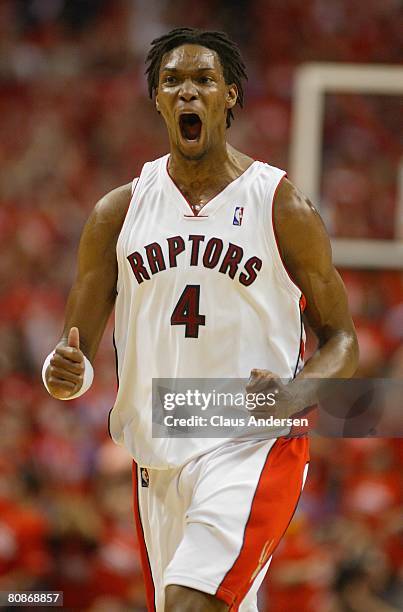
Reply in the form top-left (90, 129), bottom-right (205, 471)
top-left (145, 27), bottom-right (247, 128)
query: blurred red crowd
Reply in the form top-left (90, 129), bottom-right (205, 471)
top-left (0, 1), bottom-right (401, 610)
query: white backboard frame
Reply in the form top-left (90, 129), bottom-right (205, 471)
top-left (290, 63), bottom-right (403, 269)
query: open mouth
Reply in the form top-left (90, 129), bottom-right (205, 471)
top-left (179, 113), bottom-right (202, 141)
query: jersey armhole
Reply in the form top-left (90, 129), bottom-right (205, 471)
top-left (131, 177), bottom-right (139, 195)
top-left (264, 173), bottom-right (307, 310)
top-left (115, 176), bottom-right (140, 295)
top-left (122, 176), bottom-right (140, 223)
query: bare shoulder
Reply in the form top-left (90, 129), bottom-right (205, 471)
top-left (77, 182), bottom-right (133, 268)
top-left (274, 177), bottom-right (324, 233)
top-left (80, 182), bottom-right (133, 250)
top-left (273, 177), bottom-right (332, 270)
top-left (91, 182), bottom-right (133, 232)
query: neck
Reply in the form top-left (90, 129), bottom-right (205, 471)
top-left (168, 143), bottom-right (244, 190)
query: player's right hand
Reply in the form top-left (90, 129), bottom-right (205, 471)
top-left (45, 327), bottom-right (85, 399)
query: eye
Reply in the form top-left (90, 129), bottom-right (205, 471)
top-left (164, 75), bottom-right (177, 84)
top-left (199, 76), bottom-right (213, 84)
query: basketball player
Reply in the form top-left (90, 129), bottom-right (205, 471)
top-left (42, 28), bottom-right (358, 612)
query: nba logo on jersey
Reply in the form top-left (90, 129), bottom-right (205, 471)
top-left (233, 206), bottom-right (244, 226)
top-left (140, 467), bottom-right (149, 488)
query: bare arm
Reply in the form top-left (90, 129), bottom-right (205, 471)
top-left (45, 183), bottom-right (132, 399)
top-left (275, 178), bottom-right (359, 379)
top-left (247, 178), bottom-right (359, 411)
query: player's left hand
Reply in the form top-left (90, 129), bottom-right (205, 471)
top-left (246, 368), bottom-right (300, 420)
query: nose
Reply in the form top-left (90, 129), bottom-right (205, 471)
top-left (179, 78), bottom-right (198, 102)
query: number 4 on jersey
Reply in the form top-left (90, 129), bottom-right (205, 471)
top-left (171, 285), bottom-right (206, 338)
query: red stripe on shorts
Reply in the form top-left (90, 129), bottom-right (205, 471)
top-left (216, 437), bottom-right (309, 610)
top-left (132, 462), bottom-right (156, 612)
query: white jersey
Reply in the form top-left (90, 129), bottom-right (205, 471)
top-left (109, 154), bottom-right (305, 468)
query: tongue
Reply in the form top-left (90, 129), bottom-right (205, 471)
top-left (185, 122), bottom-right (200, 140)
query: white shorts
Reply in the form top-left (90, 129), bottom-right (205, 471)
top-left (132, 436), bottom-right (309, 611)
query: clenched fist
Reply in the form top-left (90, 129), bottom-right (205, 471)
top-left (45, 327), bottom-right (85, 399)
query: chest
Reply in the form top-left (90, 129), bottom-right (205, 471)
top-left (175, 180), bottom-right (235, 211)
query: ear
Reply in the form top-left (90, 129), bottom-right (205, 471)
top-left (155, 89), bottom-right (161, 113)
top-left (226, 84), bottom-right (238, 110)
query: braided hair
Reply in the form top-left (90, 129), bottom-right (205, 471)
top-left (145, 27), bottom-right (247, 128)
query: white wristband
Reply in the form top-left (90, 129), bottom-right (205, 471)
top-left (42, 351), bottom-right (94, 400)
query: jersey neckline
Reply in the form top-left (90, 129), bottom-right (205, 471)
top-left (164, 155), bottom-right (258, 218)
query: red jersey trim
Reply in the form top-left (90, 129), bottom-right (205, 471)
top-left (216, 437), bottom-right (309, 609)
top-left (293, 299), bottom-right (305, 379)
top-left (107, 331), bottom-right (120, 440)
top-left (183, 214), bottom-right (209, 218)
top-left (132, 463), bottom-right (156, 612)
